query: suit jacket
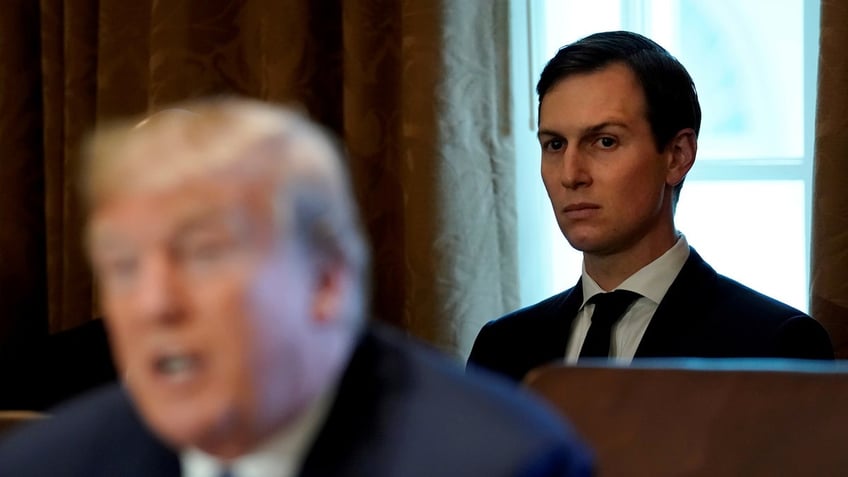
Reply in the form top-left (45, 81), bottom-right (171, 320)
top-left (0, 325), bottom-right (592, 477)
top-left (468, 248), bottom-right (834, 382)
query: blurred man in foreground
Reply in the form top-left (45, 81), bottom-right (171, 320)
top-left (0, 98), bottom-right (591, 476)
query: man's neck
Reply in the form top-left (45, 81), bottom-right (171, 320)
top-left (583, 231), bottom-right (681, 291)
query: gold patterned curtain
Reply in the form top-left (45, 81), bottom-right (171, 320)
top-left (0, 0), bottom-right (517, 358)
top-left (812, 0), bottom-right (848, 359)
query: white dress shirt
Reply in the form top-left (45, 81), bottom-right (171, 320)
top-left (180, 384), bottom-right (338, 477)
top-left (564, 235), bottom-right (690, 364)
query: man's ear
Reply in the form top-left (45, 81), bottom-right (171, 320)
top-left (665, 128), bottom-right (697, 187)
top-left (311, 260), bottom-right (350, 324)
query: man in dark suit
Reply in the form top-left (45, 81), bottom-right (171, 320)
top-left (468, 31), bottom-right (833, 383)
top-left (0, 99), bottom-right (592, 476)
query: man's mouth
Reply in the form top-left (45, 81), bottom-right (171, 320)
top-left (154, 354), bottom-right (200, 380)
top-left (563, 203), bottom-right (600, 218)
top-left (563, 202), bottom-right (600, 212)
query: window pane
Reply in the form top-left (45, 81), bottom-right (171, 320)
top-left (649, 0), bottom-right (806, 160)
top-left (542, 1), bottom-right (622, 61)
top-left (675, 181), bottom-right (807, 311)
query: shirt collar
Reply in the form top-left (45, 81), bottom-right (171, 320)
top-left (581, 234), bottom-right (690, 307)
top-left (180, 380), bottom-right (339, 477)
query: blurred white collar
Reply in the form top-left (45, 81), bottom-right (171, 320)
top-left (180, 384), bottom-right (338, 477)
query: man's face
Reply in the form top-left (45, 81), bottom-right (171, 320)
top-left (89, 170), bottom-right (323, 457)
top-left (538, 62), bottom-right (684, 259)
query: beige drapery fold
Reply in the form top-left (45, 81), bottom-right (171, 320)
top-left (0, 1), bottom-right (517, 359)
top-left (812, 0), bottom-right (848, 358)
top-left (344, 3), bottom-right (518, 355)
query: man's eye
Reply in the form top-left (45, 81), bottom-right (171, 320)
top-left (597, 137), bottom-right (617, 148)
top-left (180, 237), bottom-right (234, 265)
top-left (101, 256), bottom-right (139, 284)
top-left (186, 242), bottom-right (226, 261)
top-left (543, 139), bottom-right (564, 151)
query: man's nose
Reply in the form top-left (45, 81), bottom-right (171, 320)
top-left (134, 254), bottom-right (185, 324)
top-left (559, 148), bottom-right (591, 189)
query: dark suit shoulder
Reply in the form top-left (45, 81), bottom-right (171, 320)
top-left (712, 271), bottom-right (805, 315)
top-left (644, 248), bottom-right (834, 359)
top-left (500, 287), bottom-right (581, 325)
top-left (380, 325), bottom-right (592, 476)
top-left (468, 287), bottom-right (580, 382)
top-left (711, 272), bottom-right (834, 359)
top-left (304, 324), bottom-right (592, 477)
top-left (0, 385), bottom-right (178, 477)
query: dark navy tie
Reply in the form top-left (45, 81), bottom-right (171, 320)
top-left (579, 290), bottom-right (641, 359)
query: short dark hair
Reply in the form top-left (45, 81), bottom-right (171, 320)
top-left (537, 30), bottom-right (701, 152)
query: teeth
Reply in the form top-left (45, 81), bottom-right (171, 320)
top-left (157, 356), bottom-right (195, 375)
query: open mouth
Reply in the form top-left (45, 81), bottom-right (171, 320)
top-left (154, 353), bottom-right (201, 381)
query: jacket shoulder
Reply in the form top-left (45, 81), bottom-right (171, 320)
top-left (467, 287), bottom-right (579, 381)
top-left (0, 385), bottom-right (178, 477)
top-left (370, 326), bottom-right (594, 476)
top-left (711, 273), bottom-right (834, 359)
top-left (670, 249), bottom-right (833, 359)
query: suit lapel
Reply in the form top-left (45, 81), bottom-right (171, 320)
top-left (102, 388), bottom-right (181, 477)
top-left (297, 328), bottom-right (392, 477)
top-left (124, 445), bottom-right (180, 477)
top-left (538, 281), bottom-right (584, 363)
top-left (635, 247), bottom-right (717, 357)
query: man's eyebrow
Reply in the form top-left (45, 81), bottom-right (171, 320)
top-left (172, 211), bottom-right (230, 237)
top-left (172, 207), bottom-right (256, 244)
top-left (537, 121), bottom-right (629, 140)
top-left (91, 234), bottom-right (128, 252)
top-left (586, 121), bottom-right (629, 133)
top-left (88, 221), bottom-right (128, 249)
top-left (537, 128), bottom-right (562, 139)
top-left (88, 233), bottom-right (138, 263)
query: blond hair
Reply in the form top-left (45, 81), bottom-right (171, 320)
top-left (82, 97), bottom-right (370, 321)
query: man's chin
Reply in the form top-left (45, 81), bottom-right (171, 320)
top-left (563, 234), bottom-right (600, 253)
top-left (564, 236), bottom-right (620, 257)
top-left (141, 400), bottom-right (237, 454)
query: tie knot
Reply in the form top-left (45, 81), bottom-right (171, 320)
top-left (587, 290), bottom-right (641, 326)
